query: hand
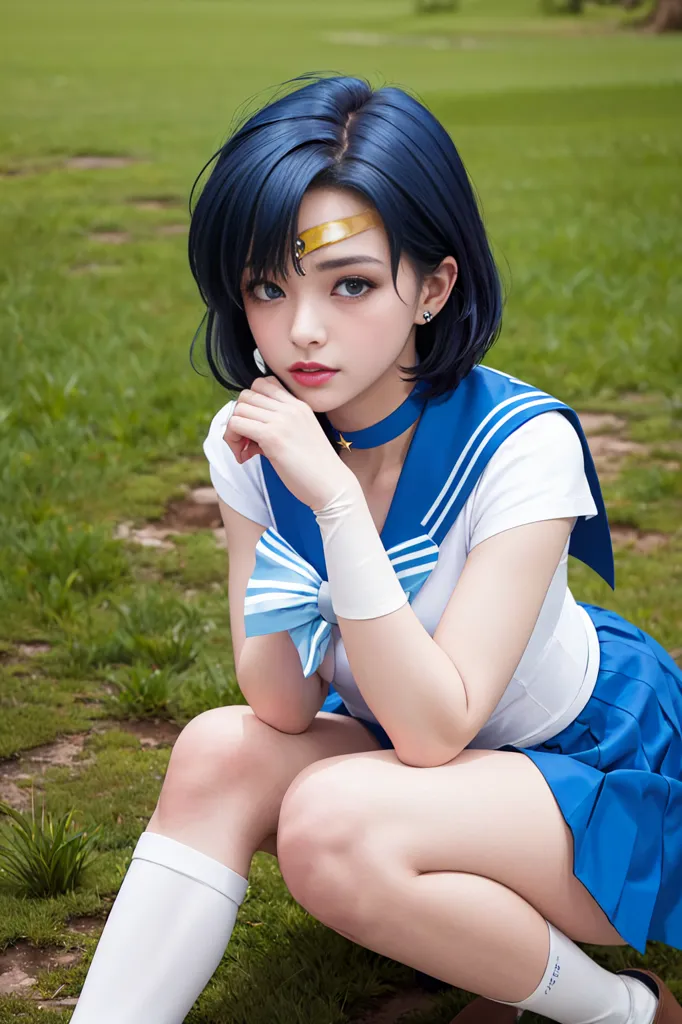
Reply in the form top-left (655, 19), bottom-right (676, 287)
top-left (223, 376), bottom-right (359, 510)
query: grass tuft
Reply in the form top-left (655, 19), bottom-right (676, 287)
top-left (0, 790), bottom-right (102, 899)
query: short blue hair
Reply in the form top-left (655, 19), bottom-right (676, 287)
top-left (189, 73), bottom-right (503, 404)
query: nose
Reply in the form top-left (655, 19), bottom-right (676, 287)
top-left (289, 297), bottom-right (328, 348)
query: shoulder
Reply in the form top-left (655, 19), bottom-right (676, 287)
top-left (466, 409), bottom-right (597, 549)
top-left (503, 409), bottom-right (584, 458)
top-left (479, 408), bottom-right (588, 490)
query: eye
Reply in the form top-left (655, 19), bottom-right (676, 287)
top-left (334, 277), bottom-right (374, 298)
top-left (247, 280), bottom-right (285, 301)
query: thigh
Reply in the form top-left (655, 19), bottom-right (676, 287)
top-left (278, 747), bottom-right (624, 945)
top-left (251, 710), bottom-right (383, 858)
top-left (255, 832), bottom-right (279, 857)
top-left (156, 706), bottom-right (381, 859)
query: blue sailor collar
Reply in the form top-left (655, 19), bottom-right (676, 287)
top-left (244, 365), bottom-right (614, 680)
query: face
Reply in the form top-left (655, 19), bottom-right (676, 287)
top-left (241, 187), bottom-right (431, 414)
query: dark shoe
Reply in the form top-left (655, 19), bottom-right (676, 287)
top-left (446, 997), bottom-right (520, 1023)
top-left (619, 969), bottom-right (682, 1022)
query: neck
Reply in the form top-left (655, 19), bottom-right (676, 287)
top-left (326, 341), bottom-right (418, 478)
top-left (338, 415), bottom-right (421, 481)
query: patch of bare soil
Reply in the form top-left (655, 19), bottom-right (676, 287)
top-left (68, 262), bottom-right (122, 276)
top-left (65, 915), bottom-right (105, 936)
top-left (0, 778), bottom-right (34, 811)
top-left (610, 527), bottom-right (669, 553)
top-left (115, 486), bottom-right (223, 551)
top-left (156, 223), bottom-right (187, 236)
top-left (0, 735), bottom-right (94, 812)
top-left (0, 162), bottom-right (60, 179)
top-left (324, 30), bottom-right (489, 49)
top-left (16, 643), bottom-right (51, 657)
top-left (576, 411), bottom-right (647, 481)
top-left (1, 642), bottom-right (51, 665)
top-left (3, 155), bottom-right (138, 178)
top-left (163, 487), bottom-right (222, 529)
top-left (130, 195), bottom-right (181, 210)
top-left (619, 392), bottom-right (662, 407)
top-left (92, 717), bottom-right (182, 749)
top-left (88, 231), bottom-right (131, 245)
top-left (0, 721), bottom-right (180, 812)
top-left (65, 156), bottom-right (136, 170)
top-left (32, 996), bottom-right (79, 1010)
top-left (113, 522), bottom-right (174, 549)
top-left (577, 413), bottom-right (626, 434)
top-left (0, 941), bottom-right (81, 998)
top-left (0, 166), bottom-right (30, 178)
top-left (352, 987), bottom-right (440, 1024)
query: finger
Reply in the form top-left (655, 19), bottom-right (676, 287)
top-left (228, 413), bottom-right (268, 449)
top-left (239, 441), bottom-right (266, 464)
top-left (222, 402), bottom-right (272, 451)
top-left (222, 409), bottom-right (265, 462)
top-left (251, 376), bottom-right (296, 401)
top-left (222, 430), bottom-right (244, 464)
top-left (237, 389), bottom-right (282, 411)
top-left (234, 436), bottom-right (267, 465)
top-left (223, 429), bottom-right (261, 465)
top-left (228, 403), bottom-right (278, 422)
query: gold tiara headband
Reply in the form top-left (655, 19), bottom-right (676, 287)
top-left (294, 209), bottom-right (383, 274)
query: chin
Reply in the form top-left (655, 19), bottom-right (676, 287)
top-left (299, 393), bottom-right (339, 414)
top-left (286, 379), bottom-right (345, 411)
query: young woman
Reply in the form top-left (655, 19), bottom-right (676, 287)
top-left (70, 75), bottom-right (682, 1024)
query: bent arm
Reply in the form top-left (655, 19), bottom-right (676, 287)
top-left (319, 481), bottom-right (575, 767)
top-left (219, 497), bottom-right (328, 734)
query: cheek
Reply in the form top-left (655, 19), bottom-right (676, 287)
top-left (353, 287), bottom-right (416, 338)
top-left (243, 303), bottom-right (280, 347)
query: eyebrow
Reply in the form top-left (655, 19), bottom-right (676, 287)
top-left (313, 254), bottom-right (385, 271)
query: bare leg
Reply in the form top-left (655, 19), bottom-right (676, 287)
top-left (145, 706), bottom-right (383, 876)
top-left (274, 747), bottom-right (658, 1024)
top-left (254, 832), bottom-right (279, 858)
top-left (70, 707), bottom-right (382, 1023)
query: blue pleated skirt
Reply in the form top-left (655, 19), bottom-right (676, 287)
top-left (328, 603), bottom-right (682, 955)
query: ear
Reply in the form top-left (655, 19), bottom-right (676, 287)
top-left (414, 256), bottom-right (458, 324)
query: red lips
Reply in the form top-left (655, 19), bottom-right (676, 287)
top-left (288, 361), bottom-right (336, 371)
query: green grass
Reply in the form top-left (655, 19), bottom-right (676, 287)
top-left (1, 0), bottom-right (681, 1020)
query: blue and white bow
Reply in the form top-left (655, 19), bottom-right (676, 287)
top-left (244, 527), bottom-right (439, 678)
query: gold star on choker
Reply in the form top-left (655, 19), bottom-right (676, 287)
top-left (336, 433), bottom-right (353, 453)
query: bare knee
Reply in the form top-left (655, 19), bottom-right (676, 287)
top-left (155, 705), bottom-right (280, 822)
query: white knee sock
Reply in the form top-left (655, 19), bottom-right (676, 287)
top-left (495, 922), bottom-right (658, 1024)
top-left (70, 831), bottom-right (249, 1024)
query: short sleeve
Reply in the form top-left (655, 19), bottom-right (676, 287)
top-left (468, 410), bottom-right (598, 551)
top-left (203, 401), bottom-right (273, 528)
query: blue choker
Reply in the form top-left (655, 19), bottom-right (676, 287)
top-left (326, 379), bottom-right (430, 452)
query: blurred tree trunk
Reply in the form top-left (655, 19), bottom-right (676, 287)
top-left (639, 0), bottom-right (682, 28)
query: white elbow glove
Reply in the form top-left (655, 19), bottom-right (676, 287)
top-left (313, 483), bottom-right (408, 622)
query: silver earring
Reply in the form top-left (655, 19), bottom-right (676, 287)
top-left (422, 310), bottom-right (433, 322)
top-left (253, 347), bottom-right (266, 373)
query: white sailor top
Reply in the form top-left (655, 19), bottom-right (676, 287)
top-left (203, 366), bottom-right (613, 751)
